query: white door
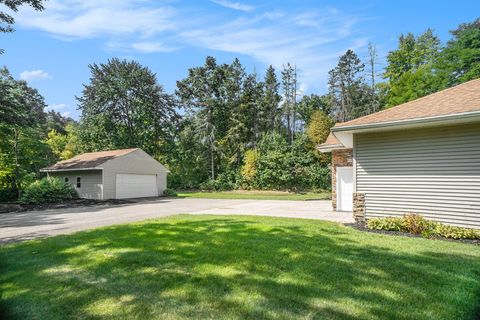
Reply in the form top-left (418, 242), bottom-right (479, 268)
top-left (337, 167), bottom-right (353, 211)
top-left (115, 174), bottom-right (157, 199)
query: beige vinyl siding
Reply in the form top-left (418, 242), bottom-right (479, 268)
top-left (49, 170), bottom-right (103, 200)
top-left (355, 123), bottom-right (480, 229)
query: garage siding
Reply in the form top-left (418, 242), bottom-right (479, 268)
top-left (49, 170), bottom-right (103, 200)
top-left (355, 123), bottom-right (480, 228)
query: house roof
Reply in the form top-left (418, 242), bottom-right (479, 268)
top-left (41, 148), bottom-right (138, 171)
top-left (317, 133), bottom-right (344, 151)
top-left (334, 78), bottom-right (480, 130)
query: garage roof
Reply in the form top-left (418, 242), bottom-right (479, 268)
top-left (41, 148), bottom-right (138, 172)
top-left (334, 78), bottom-right (480, 130)
top-left (317, 133), bottom-right (345, 152)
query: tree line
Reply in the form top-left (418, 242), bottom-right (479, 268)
top-left (1, 17), bottom-right (479, 199)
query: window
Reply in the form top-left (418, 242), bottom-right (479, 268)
top-left (64, 177), bottom-right (69, 183)
top-left (76, 177), bottom-right (81, 188)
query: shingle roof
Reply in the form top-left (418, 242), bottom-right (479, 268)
top-left (42, 148), bottom-right (138, 171)
top-left (317, 133), bottom-right (344, 150)
top-left (335, 78), bottom-right (480, 129)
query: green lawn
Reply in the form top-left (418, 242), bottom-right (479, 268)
top-left (1, 215), bottom-right (479, 320)
top-left (177, 190), bottom-right (331, 200)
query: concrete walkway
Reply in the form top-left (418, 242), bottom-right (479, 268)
top-left (0, 198), bottom-right (353, 244)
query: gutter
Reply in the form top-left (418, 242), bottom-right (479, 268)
top-left (40, 167), bottom-right (103, 173)
top-left (331, 110), bottom-right (480, 133)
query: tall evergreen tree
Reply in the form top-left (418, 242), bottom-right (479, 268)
top-left (260, 65), bottom-right (281, 132)
top-left (281, 63), bottom-right (297, 144)
top-left (176, 56), bottom-right (229, 179)
top-left (328, 49), bottom-right (367, 122)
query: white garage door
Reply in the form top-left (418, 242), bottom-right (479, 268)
top-left (116, 174), bottom-right (157, 199)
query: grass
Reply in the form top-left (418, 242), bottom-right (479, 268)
top-left (1, 215), bottom-right (479, 320)
top-left (176, 190), bottom-right (331, 201)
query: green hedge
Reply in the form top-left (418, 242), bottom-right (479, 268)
top-left (367, 214), bottom-right (480, 240)
top-left (18, 177), bottom-right (78, 205)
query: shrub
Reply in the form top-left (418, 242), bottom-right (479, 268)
top-left (367, 214), bottom-right (480, 240)
top-left (0, 188), bottom-right (18, 202)
top-left (403, 213), bottom-right (432, 235)
top-left (18, 177), bottom-right (78, 205)
top-left (199, 175), bottom-right (235, 191)
top-left (434, 224), bottom-right (480, 240)
top-left (367, 217), bottom-right (404, 231)
top-left (163, 188), bottom-right (178, 197)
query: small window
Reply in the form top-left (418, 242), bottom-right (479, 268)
top-left (64, 177), bottom-right (69, 183)
top-left (76, 177), bottom-right (81, 188)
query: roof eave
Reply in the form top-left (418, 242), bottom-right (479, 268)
top-left (332, 110), bottom-right (480, 133)
top-left (40, 167), bottom-right (103, 173)
top-left (316, 144), bottom-right (345, 153)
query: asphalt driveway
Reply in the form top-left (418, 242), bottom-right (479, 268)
top-left (0, 198), bottom-right (353, 244)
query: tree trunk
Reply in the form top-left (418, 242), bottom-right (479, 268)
top-left (13, 127), bottom-right (20, 198)
top-left (210, 144), bottom-right (215, 180)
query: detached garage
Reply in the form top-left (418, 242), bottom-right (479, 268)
top-left (41, 148), bottom-right (169, 200)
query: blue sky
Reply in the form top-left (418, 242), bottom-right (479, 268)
top-left (1, 0), bottom-right (479, 119)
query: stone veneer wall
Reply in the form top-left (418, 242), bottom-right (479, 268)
top-left (331, 149), bottom-right (353, 211)
top-left (353, 192), bottom-right (366, 223)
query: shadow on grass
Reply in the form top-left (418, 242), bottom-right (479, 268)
top-left (1, 216), bottom-right (479, 320)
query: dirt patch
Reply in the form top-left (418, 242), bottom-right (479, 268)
top-left (0, 198), bottom-right (135, 213)
top-left (349, 223), bottom-right (480, 245)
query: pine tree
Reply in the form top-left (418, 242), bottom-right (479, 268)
top-left (328, 49), bottom-right (366, 122)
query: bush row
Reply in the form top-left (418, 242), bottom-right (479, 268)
top-left (18, 177), bottom-right (78, 205)
top-left (367, 214), bottom-right (480, 240)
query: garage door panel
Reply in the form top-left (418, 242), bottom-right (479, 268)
top-left (116, 174), bottom-right (157, 199)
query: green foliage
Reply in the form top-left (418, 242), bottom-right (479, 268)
top-left (77, 58), bottom-right (178, 159)
top-left (18, 177), bottom-right (78, 205)
top-left (239, 133), bottom-right (330, 191)
top-left (367, 214), bottom-right (480, 240)
top-left (163, 188), bottom-right (178, 197)
top-left (241, 149), bottom-right (258, 183)
top-left (436, 18), bottom-right (480, 86)
top-left (45, 123), bottom-right (81, 160)
top-left (306, 110), bottom-right (334, 147)
top-left (367, 216), bottom-right (404, 232)
top-left (297, 94), bottom-right (332, 124)
top-left (383, 29), bottom-right (444, 107)
top-left (0, 67), bottom-right (53, 199)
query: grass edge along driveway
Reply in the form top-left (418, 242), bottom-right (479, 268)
top-left (176, 190), bottom-right (330, 201)
top-left (1, 215), bottom-right (479, 320)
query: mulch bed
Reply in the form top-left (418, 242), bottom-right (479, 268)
top-left (0, 198), bottom-right (135, 213)
top-left (349, 223), bottom-right (480, 245)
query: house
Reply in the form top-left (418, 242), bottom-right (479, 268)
top-left (41, 148), bottom-right (169, 200)
top-left (318, 79), bottom-right (480, 229)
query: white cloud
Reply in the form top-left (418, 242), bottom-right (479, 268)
top-left (131, 42), bottom-right (178, 53)
top-left (20, 70), bottom-right (50, 81)
top-left (14, 2), bottom-right (369, 92)
top-left (180, 10), bottom-right (368, 90)
top-left (211, 0), bottom-right (254, 12)
top-left (16, 0), bottom-right (176, 39)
